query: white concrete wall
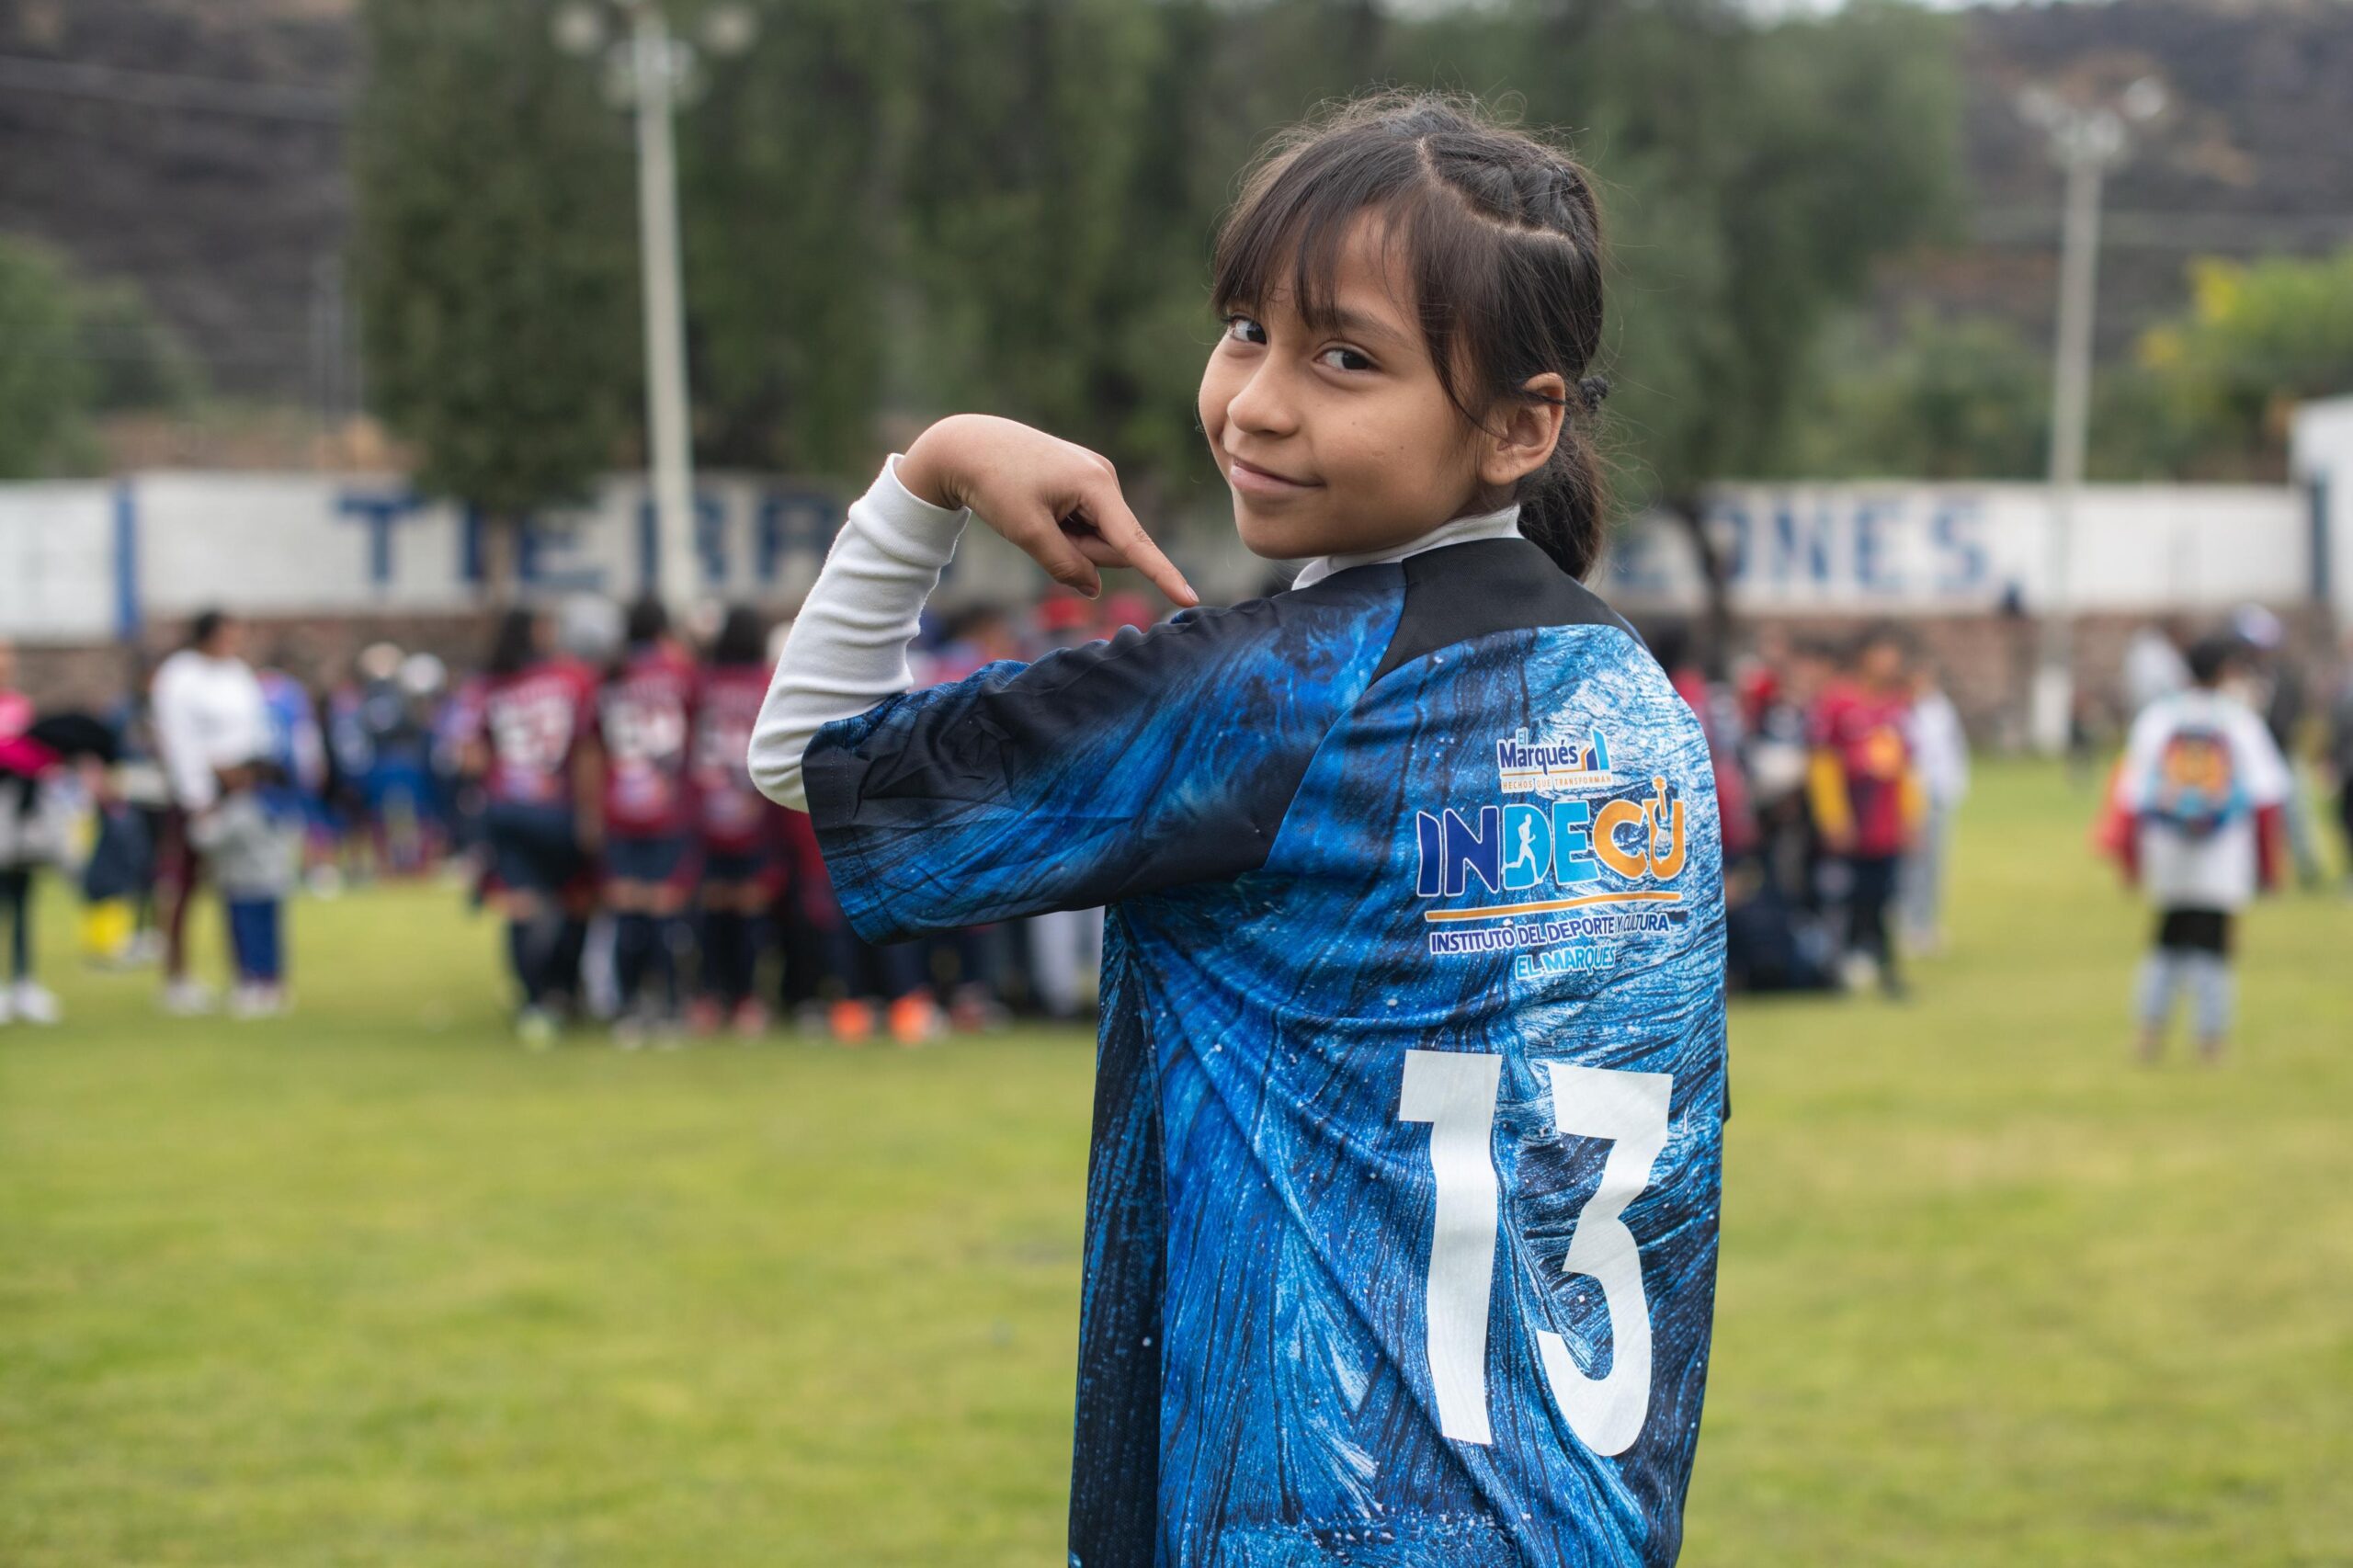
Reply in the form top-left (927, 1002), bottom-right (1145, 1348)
top-left (1602, 481), bottom-right (2313, 618)
top-left (0, 465), bottom-right (2330, 645)
top-left (2290, 394), bottom-right (2353, 631)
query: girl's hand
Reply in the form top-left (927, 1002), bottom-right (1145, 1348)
top-left (899, 415), bottom-right (1199, 608)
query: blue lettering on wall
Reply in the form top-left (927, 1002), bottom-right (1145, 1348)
top-left (1768, 500), bottom-right (1836, 585)
top-left (1853, 496), bottom-right (1900, 593)
top-left (336, 487), bottom-right (427, 585)
top-left (517, 517), bottom-right (605, 592)
top-left (755, 489), bottom-right (842, 585)
top-left (1930, 497), bottom-right (1989, 596)
top-left (696, 494), bottom-right (729, 585)
top-left (1709, 500), bottom-right (1752, 585)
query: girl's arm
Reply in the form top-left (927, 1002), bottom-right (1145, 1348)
top-left (749, 416), bottom-right (1196, 813)
top-left (745, 455), bottom-right (972, 812)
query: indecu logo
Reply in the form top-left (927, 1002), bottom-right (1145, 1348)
top-left (1415, 776), bottom-right (1686, 898)
top-left (1413, 727), bottom-right (1691, 963)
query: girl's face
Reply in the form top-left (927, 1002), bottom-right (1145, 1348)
top-left (1199, 211), bottom-right (1563, 562)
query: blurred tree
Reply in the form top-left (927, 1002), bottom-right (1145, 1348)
top-left (887, 0), bottom-right (1171, 475)
top-left (73, 278), bottom-right (205, 416)
top-left (351, 0), bottom-right (636, 597)
top-left (677, 0), bottom-right (901, 473)
top-left (2123, 249), bottom-right (2353, 480)
top-left (1788, 310), bottom-right (2051, 481)
top-left (0, 238), bottom-right (97, 477)
top-left (345, 0), bottom-right (1964, 608)
top-left (1452, 0), bottom-right (1966, 660)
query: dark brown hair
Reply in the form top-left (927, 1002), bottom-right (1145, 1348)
top-left (1212, 92), bottom-right (1611, 578)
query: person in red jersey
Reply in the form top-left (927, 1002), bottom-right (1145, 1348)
top-left (581, 597), bottom-right (700, 1045)
top-left (1807, 622), bottom-right (1923, 997)
top-left (687, 607), bottom-right (781, 1038)
top-left (459, 608), bottom-right (599, 1047)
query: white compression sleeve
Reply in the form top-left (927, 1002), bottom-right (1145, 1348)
top-left (746, 453), bottom-right (972, 812)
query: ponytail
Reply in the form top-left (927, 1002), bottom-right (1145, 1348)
top-left (1518, 420), bottom-right (1606, 580)
top-left (1516, 373), bottom-right (1609, 580)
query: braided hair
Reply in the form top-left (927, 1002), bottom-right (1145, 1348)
top-left (1212, 93), bottom-right (1612, 578)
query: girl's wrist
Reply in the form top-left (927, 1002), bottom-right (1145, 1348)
top-left (898, 416), bottom-right (983, 512)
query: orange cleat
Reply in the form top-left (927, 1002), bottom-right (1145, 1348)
top-left (828, 997), bottom-right (876, 1046)
top-left (887, 992), bottom-right (946, 1048)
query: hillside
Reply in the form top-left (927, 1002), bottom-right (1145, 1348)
top-left (0, 0), bottom-right (354, 401)
top-left (1, 0), bottom-right (2348, 414)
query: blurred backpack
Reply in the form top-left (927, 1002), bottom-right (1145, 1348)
top-left (2143, 724), bottom-right (2244, 839)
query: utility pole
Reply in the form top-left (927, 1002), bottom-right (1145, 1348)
top-left (556, 2), bottom-right (756, 616)
top-left (2018, 79), bottom-right (2165, 756)
top-left (628, 3), bottom-right (697, 617)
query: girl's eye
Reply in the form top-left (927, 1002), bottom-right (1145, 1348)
top-left (1317, 346), bottom-right (1375, 373)
top-left (1222, 313), bottom-right (1267, 346)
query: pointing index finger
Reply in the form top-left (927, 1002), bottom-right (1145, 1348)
top-left (1086, 479), bottom-right (1199, 608)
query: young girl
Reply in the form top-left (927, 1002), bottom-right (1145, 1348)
top-left (460, 608), bottom-right (597, 1046)
top-left (751, 95), bottom-right (1726, 1567)
top-left (581, 599), bottom-right (700, 1046)
top-left (687, 607), bottom-right (783, 1037)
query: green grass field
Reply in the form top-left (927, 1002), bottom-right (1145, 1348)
top-left (4, 762), bottom-right (2348, 1565)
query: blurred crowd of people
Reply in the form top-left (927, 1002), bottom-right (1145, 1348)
top-left (5, 591), bottom-right (2351, 1041)
top-left (0, 588), bottom-right (1161, 1046)
top-left (1644, 619), bottom-right (1970, 1003)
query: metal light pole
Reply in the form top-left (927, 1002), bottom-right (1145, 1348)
top-left (556, 1), bottom-right (756, 617)
top-left (2018, 79), bottom-right (2165, 755)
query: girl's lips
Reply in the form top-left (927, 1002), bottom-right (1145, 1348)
top-left (1227, 455), bottom-right (1319, 495)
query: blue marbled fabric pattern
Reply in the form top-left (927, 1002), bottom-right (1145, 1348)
top-left (804, 565), bottom-right (1726, 1568)
top-left (1118, 622), bottom-right (1725, 1568)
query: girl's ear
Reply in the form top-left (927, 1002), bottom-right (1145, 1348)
top-left (1479, 372), bottom-right (1569, 489)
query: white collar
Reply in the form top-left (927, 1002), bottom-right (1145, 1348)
top-left (1287, 503), bottom-right (1524, 591)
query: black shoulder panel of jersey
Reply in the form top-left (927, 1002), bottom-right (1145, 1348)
top-left (1368, 536), bottom-right (1639, 685)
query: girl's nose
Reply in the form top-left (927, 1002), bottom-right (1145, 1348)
top-left (1225, 357), bottom-right (1300, 437)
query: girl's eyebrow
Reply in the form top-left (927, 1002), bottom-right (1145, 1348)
top-left (1325, 304), bottom-right (1413, 350)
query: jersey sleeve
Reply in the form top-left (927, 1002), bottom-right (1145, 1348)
top-left (801, 584), bottom-right (1398, 943)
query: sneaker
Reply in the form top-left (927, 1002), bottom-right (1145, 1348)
top-left (11, 982), bottom-right (61, 1025)
top-left (228, 983), bottom-right (284, 1020)
top-left (828, 997), bottom-right (875, 1046)
top-left (516, 1006), bottom-right (558, 1051)
top-left (685, 997), bottom-right (725, 1038)
top-left (888, 992), bottom-right (947, 1048)
top-left (948, 988), bottom-right (1009, 1034)
top-left (1837, 952), bottom-right (1880, 994)
top-left (731, 998), bottom-right (771, 1040)
top-left (160, 978), bottom-right (218, 1017)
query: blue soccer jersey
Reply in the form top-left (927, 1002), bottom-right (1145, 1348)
top-left (803, 538), bottom-right (1728, 1568)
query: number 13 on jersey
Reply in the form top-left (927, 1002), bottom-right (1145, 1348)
top-left (1398, 1049), bottom-right (1674, 1459)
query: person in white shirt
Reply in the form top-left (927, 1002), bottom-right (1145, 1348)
top-left (149, 609), bottom-right (273, 1015)
top-left (1899, 665), bottom-right (1970, 955)
top-left (2112, 633), bottom-right (2291, 1063)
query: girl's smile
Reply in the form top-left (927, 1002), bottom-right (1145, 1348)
top-left (1223, 452), bottom-right (1323, 496)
